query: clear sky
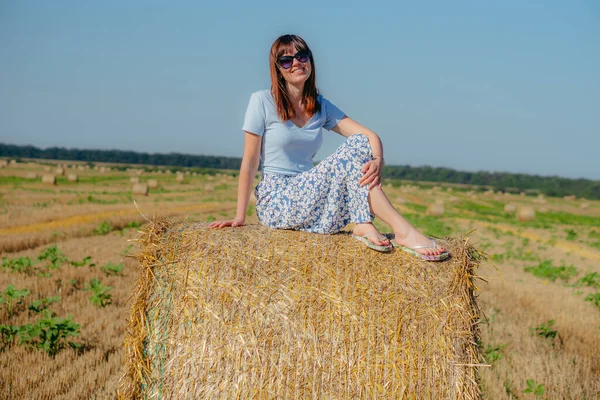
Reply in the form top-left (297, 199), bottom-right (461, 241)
top-left (1, 1), bottom-right (598, 179)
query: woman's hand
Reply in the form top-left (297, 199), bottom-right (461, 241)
top-left (209, 216), bottom-right (246, 228)
top-left (359, 158), bottom-right (384, 190)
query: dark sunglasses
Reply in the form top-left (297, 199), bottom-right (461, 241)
top-left (277, 50), bottom-right (311, 69)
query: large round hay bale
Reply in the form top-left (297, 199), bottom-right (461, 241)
top-left (25, 172), bottom-right (38, 179)
top-left (204, 183), bottom-right (214, 192)
top-left (119, 221), bottom-right (482, 399)
top-left (0, 160), bottom-right (7, 168)
top-left (129, 176), bottom-right (140, 184)
top-left (67, 174), bottom-right (78, 182)
top-left (132, 183), bottom-right (149, 196)
top-left (427, 203), bottom-right (445, 216)
top-left (55, 167), bottom-right (65, 176)
top-left (504, 203), bottom-right (517, 214)
top-left (41, 175), bottom-right (56, 185)
top-left (147, 179), bottom-right (159, 189)
top-left (580, 203), bottom-right (589, 210)
top-left (176, 172), bottom-right (185, 183)
top-left (517, 206), bottom-right (535, 221)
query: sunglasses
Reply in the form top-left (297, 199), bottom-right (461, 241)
top-left (277, 50), bottom-right (311, 69)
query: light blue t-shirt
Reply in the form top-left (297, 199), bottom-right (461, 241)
top-left (242, 90), bottom-right (346, 175)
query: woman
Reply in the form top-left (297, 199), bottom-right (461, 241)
top-left (210, 34), bottom-right (448, 261)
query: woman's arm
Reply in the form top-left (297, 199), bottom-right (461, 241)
top-left (331, 116), bottom-right (385, 189)
top-left (210, 132), bottom-right (262, 228)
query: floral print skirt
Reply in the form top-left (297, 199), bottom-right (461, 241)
top-left (255, 134), bottom-right (374, 234)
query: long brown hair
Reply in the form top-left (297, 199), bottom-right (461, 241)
top-left (269, 34), bottom-right (320, 121)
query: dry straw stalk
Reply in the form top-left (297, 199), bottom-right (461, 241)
top-left (119, 220), bottom-right (484, 399)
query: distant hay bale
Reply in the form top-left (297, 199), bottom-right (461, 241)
top-left (192, 172), bottom-right (198, 176)
top-left (55, 167), bottom-right (65, 176)
top-left (147, 179), bottom-right (159, 189)
top-left (185, 171), bottom-right (190, 176)
top-left (119, 221), bottom-right (483, 399)
top-left (517, 207), bottom-right (535, 222)
top-left (0, 159), bottom-right (7, 168)
top-left (176, 172), bottom-right (185, 183)
top-left (504, 203), bottom-right (517, 214)
top-left (67, 174), bottom-right (78, 182)
top-left (41, 175), bottom-right (56, 185)
top-left (129, 177), bottom-right (140, 184)
top-left (203, 183), bottom-right (214, 192)
top-left (446, 187), bottom-right (453, 192)
top-left (580, 203), bottom-right (589, 210)
top-left (77, 165), bottom-right (85, 171)
top-left (9, 159), bottom-right (17, 166)
top-left (395, 196), bottom-right (407, 205)
top-left (25, 172), bottom-right (38, 179)
top-left (132, 183), bottom-right (149, 196)
top-left (564, 195), bottom-right (576, 201)
top-left (43, 166), bottom-right (51, 172)
top-left (427, 203), bottom-right (445, 216)
top-left (520, 192), bottom-right (526, 197)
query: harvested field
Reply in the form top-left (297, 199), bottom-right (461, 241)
top-left (0, 160), bottom-right (599, 399)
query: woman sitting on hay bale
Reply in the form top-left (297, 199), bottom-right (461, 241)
top-left (211, 34), bottom-right (448, 261)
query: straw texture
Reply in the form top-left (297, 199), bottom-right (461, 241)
top-left (119, 220), bottom-right (483, 399)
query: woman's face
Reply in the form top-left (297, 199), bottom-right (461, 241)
top-left (278, 46), bottom-right (312, 87)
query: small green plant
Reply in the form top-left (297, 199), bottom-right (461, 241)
top-left (85, 279), bottom-right (112, 307)
top-left (484, 343), bottom-right (506, 362)
top-left (28, 296), bottom-right (61, 314)
top-left (207, 215), bottom-right (216, 222)
top-left (524, 260), bottom-right (577, 282)
top-left (121, 244), bottom-right (134, 256)
top-left (523, 379), bottom-right (545, 397)
top-left (0, 284), bottom-right (30, 317)
top-left (37, 245), bottom-right (68, 270)
top-left (565, 228), bottom-right (577, 241)
top-left (1, 309), bottom-right (81, 356)
top-left (93, 220), bottom-right (113, 235)
top-left (585, 293), bottom-right (600, 309)
top-left (531, 320), bottom-right (562, 346)
top-left (1, 256), bottom-right (36, 274)
top-left (101, 262), bottom-right (124, 276)
top-left (70, 256), bottom-right (95, 268)
top-left (119, 221), bottom-right (142, 236)
top-left (575, 272), bottom-right (600, 289)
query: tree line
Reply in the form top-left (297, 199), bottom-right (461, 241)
top-left (1, 143), bottom-right (598, 199)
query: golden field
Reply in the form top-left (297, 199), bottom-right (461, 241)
top-left (0, 160), bottom-right (598, 399)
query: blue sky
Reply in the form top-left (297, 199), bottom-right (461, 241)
top-left (0, 1), bottom-right (598, 179)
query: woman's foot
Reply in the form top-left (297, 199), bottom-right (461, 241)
top-left (352, 222), bottom-right (391, 247)
top-left (393, 228), bottom-right (446, 256)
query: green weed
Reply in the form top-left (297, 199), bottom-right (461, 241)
top-left (523, 379), bottom-right (545, 398)
top-left (0, 309), bottom-right (81, 356)
top-left (575, 272), bottom-right (600, 289)
top-left (1, 257), bottom-right (36, 274)
top-left (85, 279), bottom-right (112, 307)
top-left (37, 245), bottom-right (68, 270)
top-left (101, 262), bottom-right (124, 276)
top-left (585, 293), bottom-right (600, 309)
top-left (484, 343), bottom-right (506, 362)
top-left (0, 284), bottom-right (30, 317)
top-left (531, 320), bottom-right (561, 346)
top-left (93, 220), bottom-right (113, 235)
top-left (524, 260), bottom-right (577, 282)
top-left (121, 244), bottom-right (134, 256)
top-left (565, 228), bottom-right (577, 241)
top-left (70, 256), bottom-right (95, 268)
top-left (28, 296), bottom-right (61, 314)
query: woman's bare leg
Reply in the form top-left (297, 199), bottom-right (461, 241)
top-left (367, 187), bottom-right (445, 256)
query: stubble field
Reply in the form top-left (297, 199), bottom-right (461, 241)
top-left (0, 160), bottom-right (598, 399)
